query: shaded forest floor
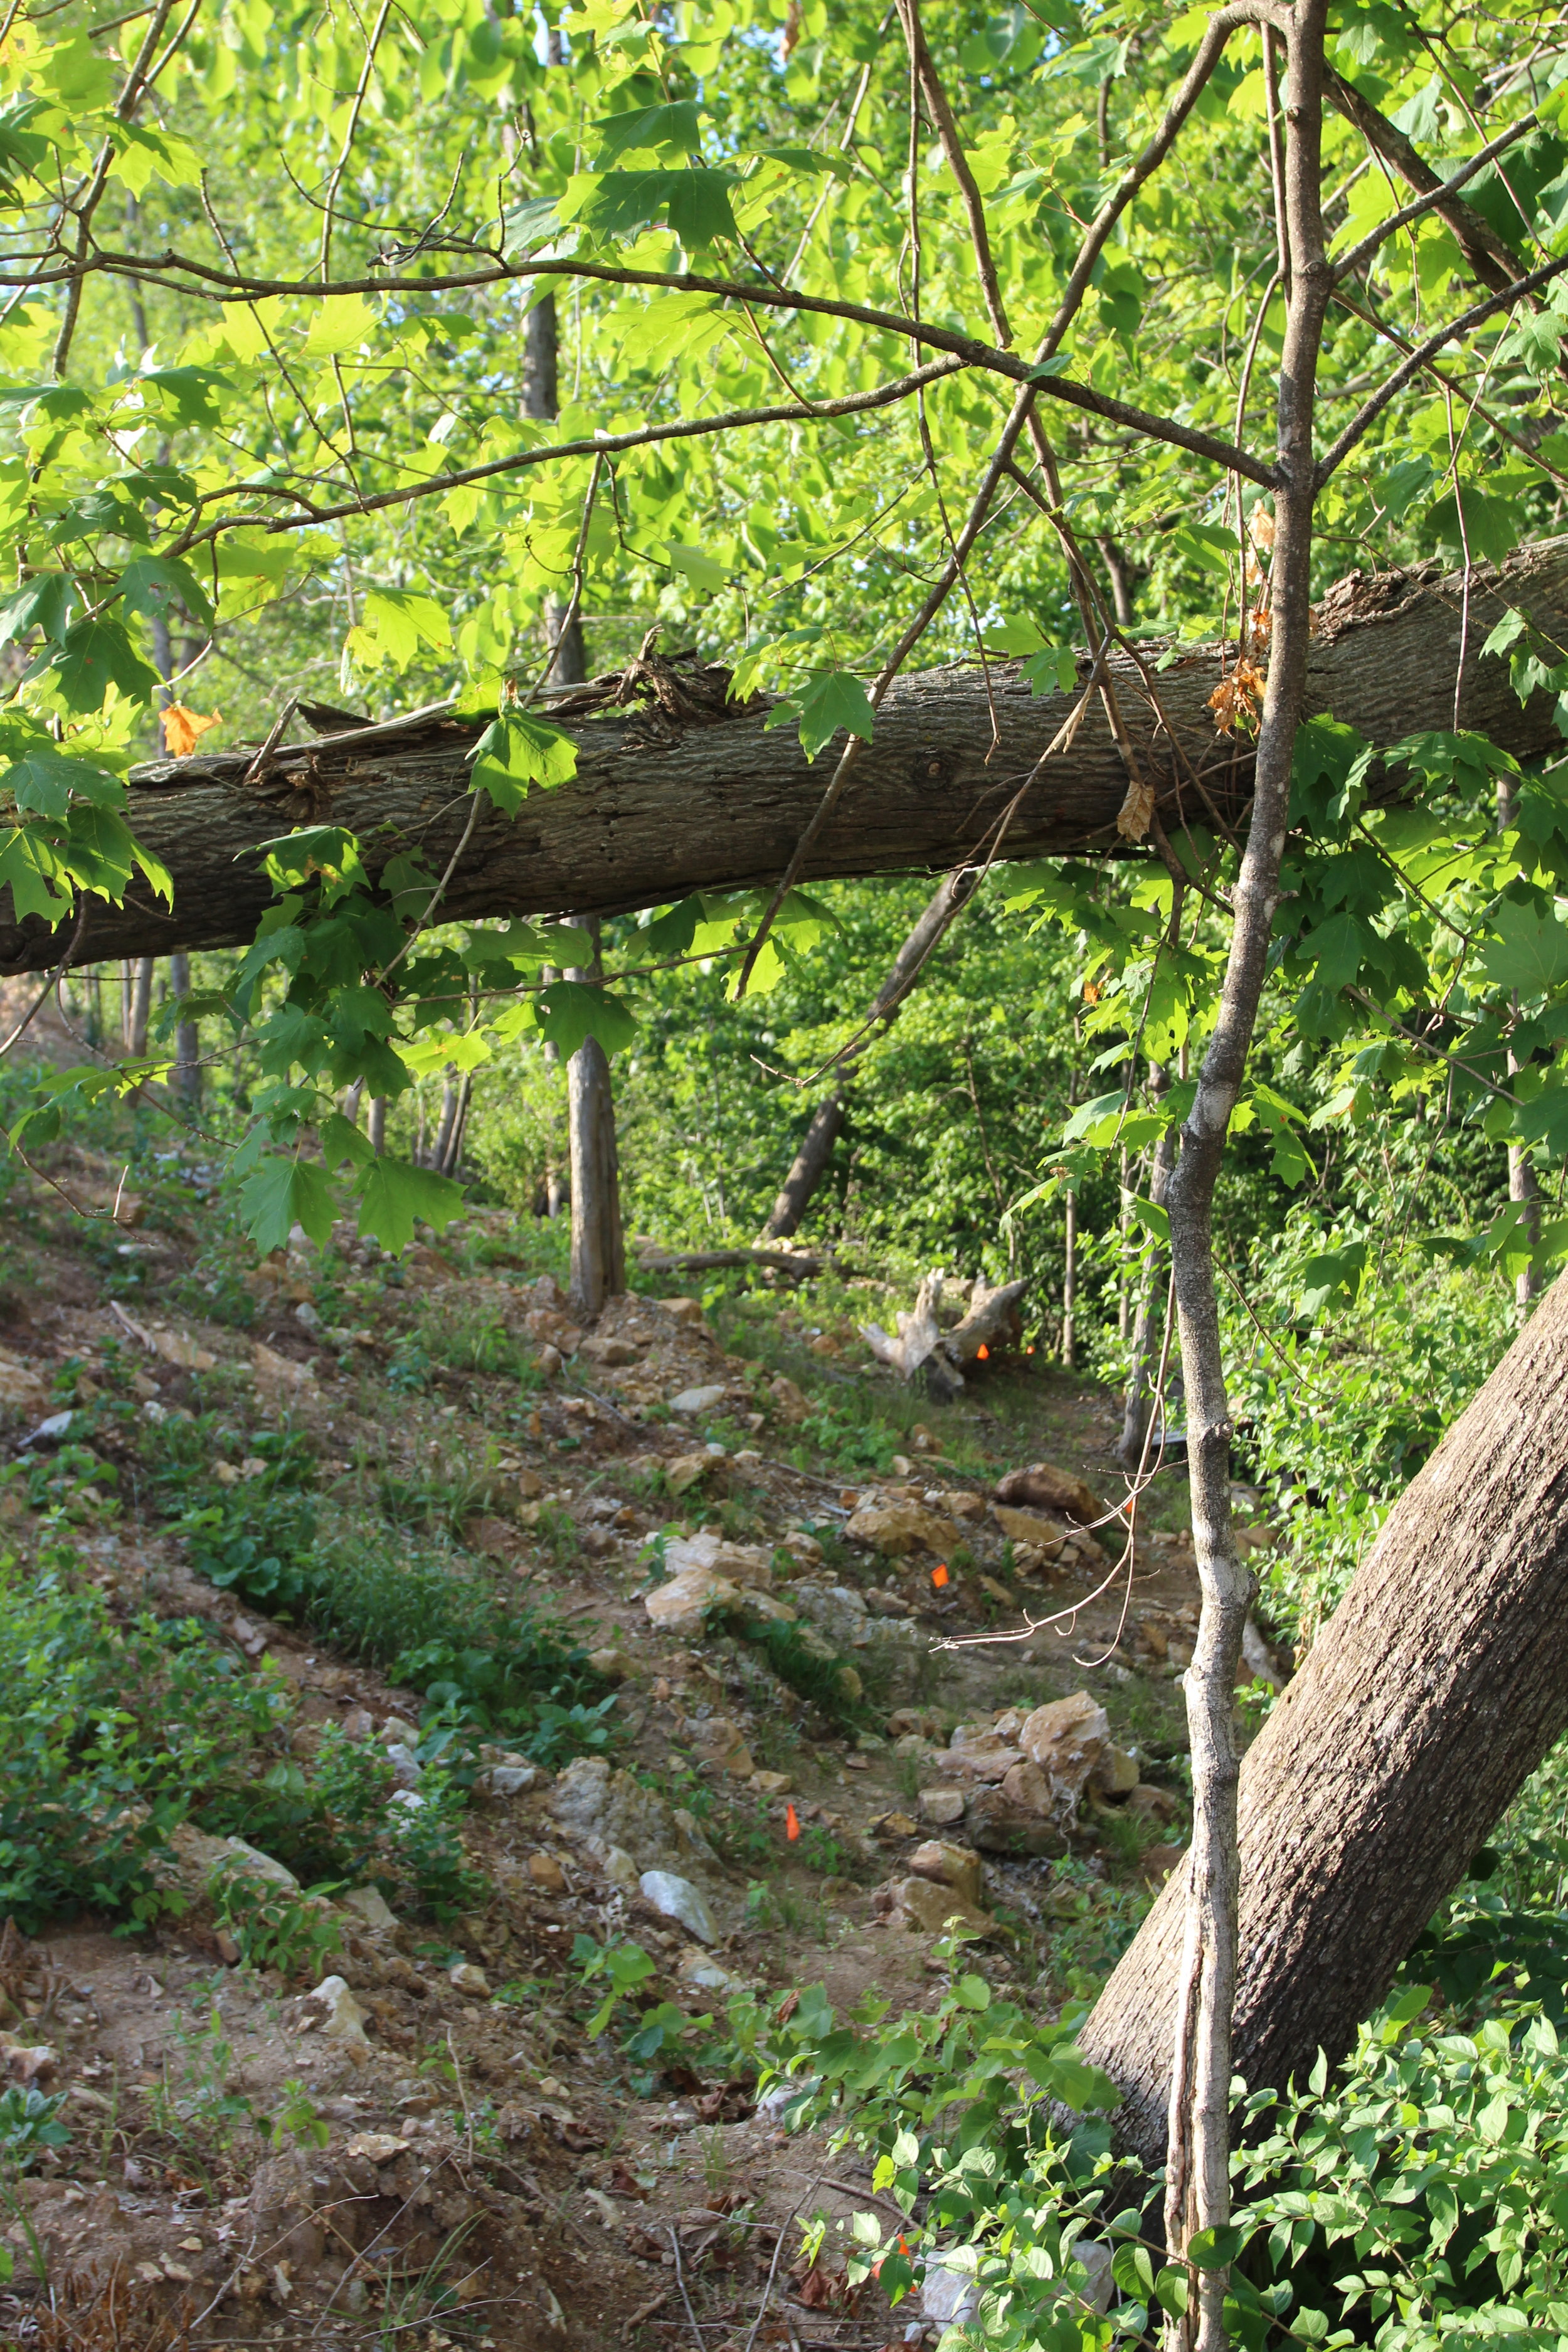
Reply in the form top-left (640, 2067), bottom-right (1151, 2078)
top-left (0, 1084), bottom-right (1285, 2352)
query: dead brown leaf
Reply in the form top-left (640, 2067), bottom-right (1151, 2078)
top-left (161, 703), bottom-right (221, 758)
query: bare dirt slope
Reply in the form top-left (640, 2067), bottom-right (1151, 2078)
top-left (0, 1127), bottom-right (1275, 2352)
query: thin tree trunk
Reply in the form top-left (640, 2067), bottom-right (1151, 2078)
top-left (763, 1095), bottom-right (845, 1239)
top-left (440, 1071), bottom-right (473, 1177)
top-left (125, 956), bottom-right (154, 1056)
top-left (1117, 1065), bottom-right (1176, 1471)
top-left (169, 950), bottom-right (199, 1103)
top-left (368, 1096), bottom-right (386, 1155)
top-left (1081, 1263), bottom-right (1568, 2156)
top-left (1498, 777), bottom-right (1542, 1307)
top-left (566, 914), bottom-right (625, 1320)
top-left (1152, 17), bottom-right (1334, 2343)
top-left (1062, 1184), bottom-right (1077, 1370)
top-left (761, 866), bottom-right (979, 1237)
top-left (524, 295), bottom-right (586, 686)
top-left (430, 1071), bottom-right (460, 1170)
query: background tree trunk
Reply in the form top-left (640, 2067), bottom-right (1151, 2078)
top-left (566, 913), bottom-right (625, 1320)
top-left (763, 1096), bottom-right (845, 1239)
top-left (18, 546), bottom-right (1568, 975)
top-left (1081, 1263), bottom-right (1568, 2160)
top-left (761, 866), bottom-right (980, 1238)
top-left (125, 955), bottom-right (153, 1056)
top-left (169, 949), bottom-right (199, 1103)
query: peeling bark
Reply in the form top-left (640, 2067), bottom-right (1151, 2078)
top-left (6, 545), bottom-right (1567, 974)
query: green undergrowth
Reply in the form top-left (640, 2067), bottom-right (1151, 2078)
top-left (0, 1548), bottom-right (479, 1936)
top-left (145, 1417), bottom-right (614, 1765)
top-left (719, 1606), bottom-right (872, 1733)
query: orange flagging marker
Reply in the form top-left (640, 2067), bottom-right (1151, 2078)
top-left (785, 1803), bottom-right (800, 1841)
top-left (931, 1563), bottom-right (950, 1589)
top-left (977, 1343), bottom-right (990, 1359)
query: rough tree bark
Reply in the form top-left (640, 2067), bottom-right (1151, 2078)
top-left (8, 545), bottom-right (1567, 974)
top-left (566, 914), bottom-right (625, 1321)
top-left (525, 275), bottom-right (623, 1301)
top-left (1081, 1263), bottom-right (1568, 2158)
top-left (763, 1096), bottom-right (845, 1240)
top-left (761, 864), bottom-right (980, 1239)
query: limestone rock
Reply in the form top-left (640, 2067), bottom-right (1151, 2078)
top-left (341, 1884), bottom-right (396, 1932)
top-left (845, 1498), bottom-right (963, 1558)
top-left (580, 1333), bottom-right (637, 1366)
top-left (670, 1384), bottom-right (727, 1416)
top-left (908, 1838), bottom-right (984, 1909)
top-left (967, 1786), bottom-right (1067, 1857)
top-left (888, 1874), bottom-right (992, 1937)
top-left (945, 1725), bottom-right (1020, 1783)
top-left (309, 1976), bottom-right (369, 2047)
top-left (1020, 1692), bottom-right (1111, 1821)
top-left (995, 1461), bottom-right (1107, 1524)
top-left (767, 1374), bottom-right (810, 1424)
top-left (527, 1852), bottom-right (567, 1892)
top-left (645, 1565), bottom-right (739, 1634)
top-left (933, 1488), bottom-right (986, 1520)
top-left (665, 1530), bottom-right (773, 1589)
top-left (661, 1296), bottom-right (705, 1324)
top-left (1126, 1783), bottom-right (1182, 1825)
top-left (551, 1758), bottom-right (723, 1886)
top-left (0, 1350), bottom-right (45, 1413)
top-left (171, 1823), bottom-right (300, 1893)
top-left (449, 1961), bottom-right (490, 1996)
top-left (919, 1786), bottom-right (967, 1826)
top-left (665, 1452), bottom-right (711, 1496)
top-left (1092, 1744), bottom-right (1140, 1798)
top-left (640, 1870), bottom-right (719, 1946)
top-left (749, 1769), bottom-right (793, 1796)
top-left (523, 1308), bottom-right (583, 1354)
top-left (1000, 1757), bottom-right (1054, 1814)
top-left (992, 1502), bottom-right (1069, 1555)
top-left (780, 1527), bottom-right (824, 1565)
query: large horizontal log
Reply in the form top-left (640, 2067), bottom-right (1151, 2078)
top-left (4, 541), bottom-right (1567, 975)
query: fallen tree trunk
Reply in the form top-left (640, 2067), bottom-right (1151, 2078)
top-left (4, 544), bottom-right (1567, 972)
top-left (1079, 1264), bottom-right (1568, 2159)
top-left (862, 1270), bottom-right (1028, 1396)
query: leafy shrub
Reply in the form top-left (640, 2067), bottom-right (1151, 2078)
top-left (0, 2085), bottom-right (71, 2169)
top-left (177, 1480), bottom-right (611, 1761)
top-left (207, 1868), bottom-right (352, 1981)
top-left (0, 1560), bottom-right (284, 1932)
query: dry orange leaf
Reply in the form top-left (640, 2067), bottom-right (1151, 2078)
top-left (161, 702), bottom-right (221, 758)
top-left (1208, 658), bottom-right (1264, 736)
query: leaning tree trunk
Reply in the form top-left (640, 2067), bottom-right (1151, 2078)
top-left (1081, 1263), bottom-right (1568, 2159)
top-left (13, 545), bottom-right (1568, 975)
top-left (761, 866), bottom-right (980, 1239)
top-left (764, 1095), bottom-right (845, 1239)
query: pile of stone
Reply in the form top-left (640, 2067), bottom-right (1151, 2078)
top-left (893, 1690), bottom-right (1179, 1859)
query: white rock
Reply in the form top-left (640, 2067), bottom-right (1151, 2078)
top-left (380, 1715), bottom-right (421, 1747)
top-left (448, 1961), bottom-right (490, 1996)
top-left (639, 1870), bottom-right (719, 1945)
top-left (677, 1946), bottom-right (735, 1990)
top-left (1073, 2240), bottom-right (1115, 2314)
top-left (489, 1762), bottom-right (539, 1797)
top-left (586, 1838), bottom-right (641, 1895)
top-left (309, 1976), bottom-right (369, 2047)
top-left (669, 1384), bottom-right (727, 1415)
top-left (922, 2259), bottom-right (982, 2332)
top-left (756, 2074), bottom-right (820, 2121)
top-left (172, 1825), bottom-right (299, 1892)
top-left (384, 1742), bottom-right (422, 1789)
top-left (340, 1885), bottom-right (396, 1932)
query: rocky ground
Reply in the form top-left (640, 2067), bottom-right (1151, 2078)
top-left (0, 1110), bottom-right (1285, 2352)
